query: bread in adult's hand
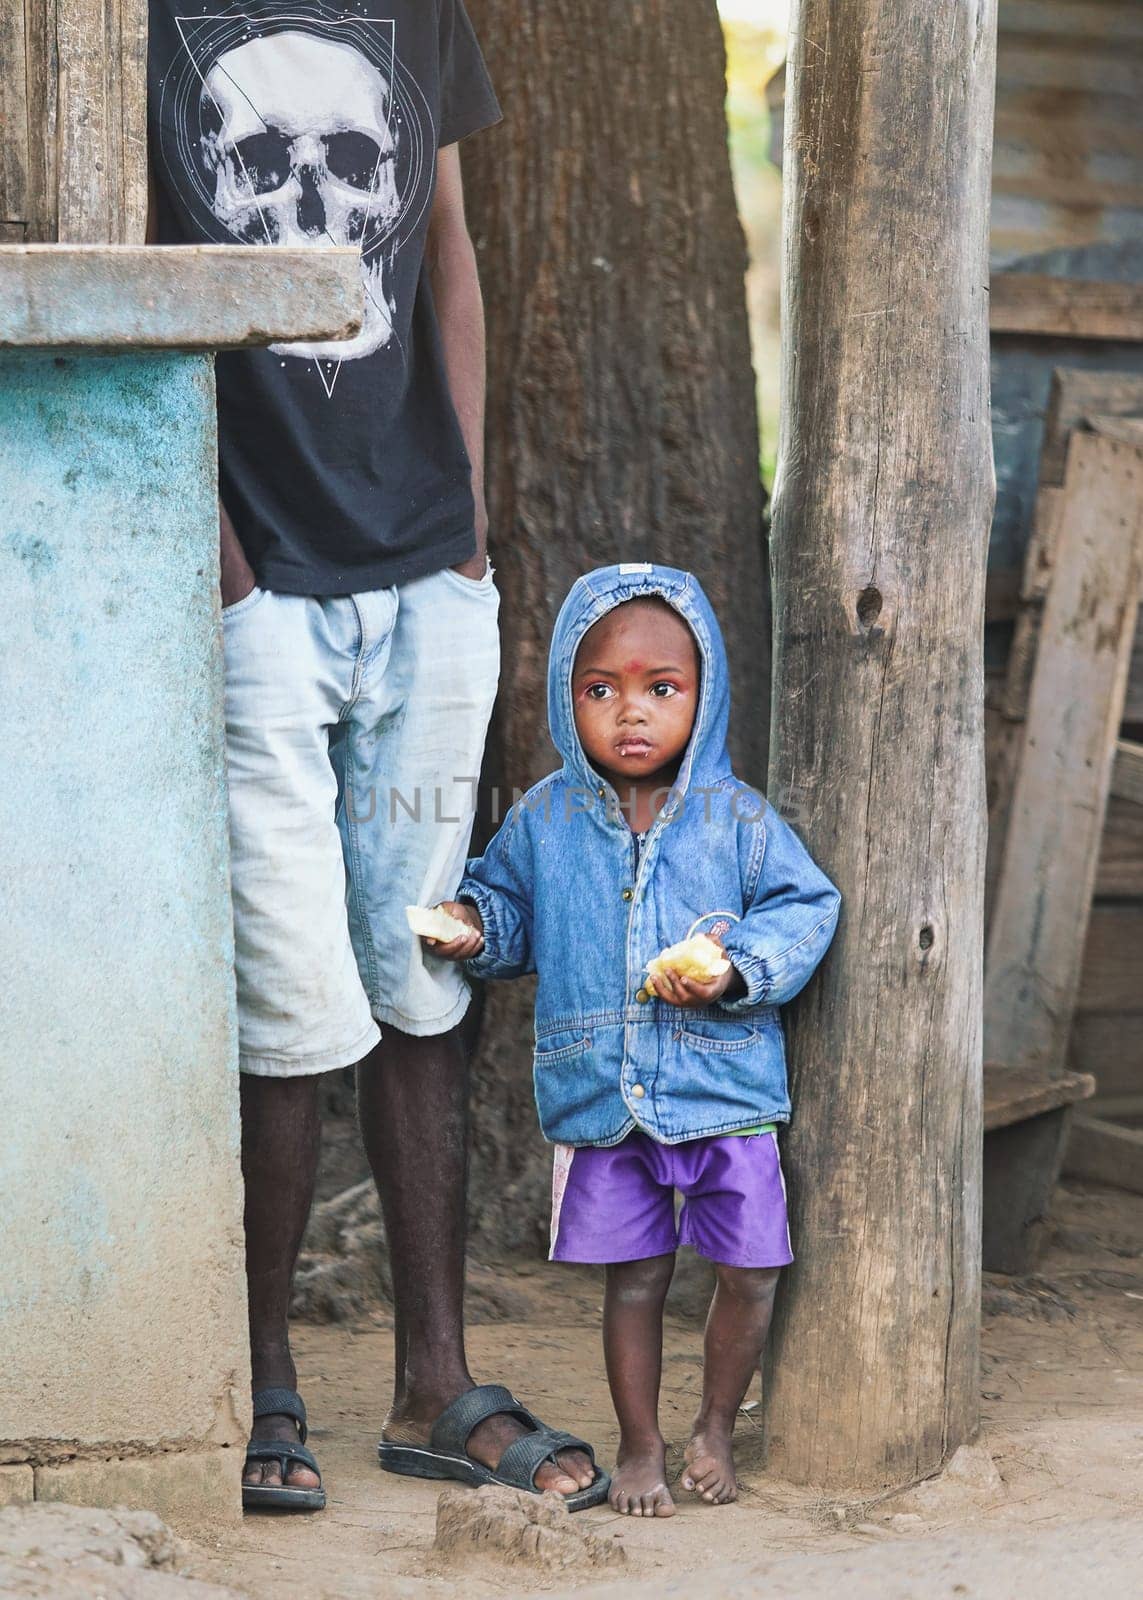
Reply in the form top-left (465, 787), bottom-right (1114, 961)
top-left (405, 904), bottom-right (471, 942)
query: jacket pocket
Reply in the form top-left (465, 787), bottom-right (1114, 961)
top-left (533, 1031), bottom-right (592, 1065)
top-left (676, 1018), bottom-right (762, 1054)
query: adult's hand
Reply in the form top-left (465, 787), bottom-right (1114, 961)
top-left (219, 501), bottom-right (257, 609)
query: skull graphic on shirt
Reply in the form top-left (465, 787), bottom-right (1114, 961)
top-left (200, 30), bottom-right (402, 362)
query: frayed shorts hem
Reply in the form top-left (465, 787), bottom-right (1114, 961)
top-left (369, 988), bottom-right (471, 1039)
top-left (238, 1017), bottom-right (382, 1078)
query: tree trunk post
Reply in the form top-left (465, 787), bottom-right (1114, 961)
top-left (763, 0), bottom-right (998, 1488)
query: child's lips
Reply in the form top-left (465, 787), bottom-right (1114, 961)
top-left (615, 736), bottom-right (654, 758)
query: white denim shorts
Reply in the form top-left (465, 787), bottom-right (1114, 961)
top-left (222, 561), bottom-right (500, 1076)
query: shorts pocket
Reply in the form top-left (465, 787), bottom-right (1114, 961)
top-left (222, 584), bottom-right (268, 621)
top-left (441, 558), bottom-right (497, 594)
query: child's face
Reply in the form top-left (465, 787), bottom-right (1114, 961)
top-left (572, 599), bottom-right (700, 788)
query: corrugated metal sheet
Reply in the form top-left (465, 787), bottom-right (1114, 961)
top-left (992, 0), bottom-right (1143, 266)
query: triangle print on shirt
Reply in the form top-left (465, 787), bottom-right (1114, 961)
top-left (160, 4), bottom-right (433, 397)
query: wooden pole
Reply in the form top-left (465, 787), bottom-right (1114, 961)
top-left (764, 0), bottom-right (998, 1488)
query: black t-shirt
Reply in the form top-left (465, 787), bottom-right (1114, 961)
top-left (148, 0), bottom-right (500, 593)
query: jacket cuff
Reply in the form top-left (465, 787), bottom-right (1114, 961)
top-left (718, 948), bottom-right (770, 1012)
top-left (456, 876), bottom-right (503, 978)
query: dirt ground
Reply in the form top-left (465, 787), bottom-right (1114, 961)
top-left (174, 1178), bottom-right (1143, 1598)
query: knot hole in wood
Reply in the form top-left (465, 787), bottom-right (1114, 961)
top-left (856, 585), bottom-right (882, 628)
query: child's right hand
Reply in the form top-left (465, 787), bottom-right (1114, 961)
top-left (423, 900), bottom-right (485, 961)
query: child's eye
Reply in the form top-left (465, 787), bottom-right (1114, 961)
top-left (585, 682), bottom-right (614, 700)
top-left (650, 681), bottom-right (680, 697)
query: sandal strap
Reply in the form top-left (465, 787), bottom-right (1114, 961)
top-left (252, 1387), bottom-right (308, 1443)
top-left (428, 1384), bottom-right (534, 1455)
top-left (496, 1428), bottom-right (584, 1491)
top-left (245, 1437), bottom-right (321, 1483)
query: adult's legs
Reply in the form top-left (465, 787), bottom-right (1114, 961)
top-left (240, 1073), bottom-right (323, 1490)
top-left (357, 1023), bottom-right (595, 1496)
top-left (682, 1264), bottom-right (780, 1504)
top-left (602, 1253), bottom-right (678, 1517)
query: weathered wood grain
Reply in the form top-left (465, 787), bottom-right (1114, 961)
top-left (763, 0), bottom-right (997, 1489)
top-left (10, 0), bottom-right (147, 243)
top-left (985, 432), bottom-right (1143, 1075)
top-left (0, 0), bottom-right (31, 233)
top-left (990, 276), bottom-right (1143, 342)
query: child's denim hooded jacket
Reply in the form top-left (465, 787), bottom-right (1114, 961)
top-left (459, 564), bottom-right (840, 1148)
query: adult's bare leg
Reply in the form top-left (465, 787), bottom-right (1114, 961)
top-left (240, 1072), bottom-right (323, 1490)
top-left (357, 1022), bottom-right (594, 1495)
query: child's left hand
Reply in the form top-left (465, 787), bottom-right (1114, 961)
top-left (646, 937), bottom-right (745, 1008)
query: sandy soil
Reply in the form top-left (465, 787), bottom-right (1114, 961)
top-left (182, 1179), bottom-right (1143, 1598)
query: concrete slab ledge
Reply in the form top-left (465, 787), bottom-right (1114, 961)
top-left (34, 1449), bottom-right (242, 1530)
top-left (0, 245), bottom-right (363, 351)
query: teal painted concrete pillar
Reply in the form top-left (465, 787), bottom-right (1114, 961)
top-left (0, 245), bottom-right (360, 1525)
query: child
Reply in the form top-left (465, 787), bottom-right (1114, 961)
top-left (423, 564), bottom-right (840, 1518)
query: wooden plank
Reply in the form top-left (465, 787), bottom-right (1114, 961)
top-left (1089, 417), bottom-right (1143, 453)
top-left (990, 275), bottom-right (1143, 342)
top-left (18, 0), bottom-right (147, 244)
top-left (984, 431), bottom-right (1143, 1075)
top-left (1095, 796), bottom-right (1143, 897)
top-left (983, 1063), bottom-right (1094, 1132)
top-left (1112, 740), bottom-right (1143, 805)
top-left (1064, 1115), bottom-right (1143, 1194)
top-left (0, 0), bottom-right (31, 228)
top-left (1069, 1013), bottom-right (1143, 1096)
top-left (1000, 1), bottom-right (1143, 44)
top-left (1078, 904), bottom-right (1143, 1014)
top-left (1040, 369), bottom-right (1143, 488)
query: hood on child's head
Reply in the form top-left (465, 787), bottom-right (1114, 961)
top-left (547, 564), bottom-right (732, 798)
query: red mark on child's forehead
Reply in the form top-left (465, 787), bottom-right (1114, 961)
top-left (623, 660), bottom-right (645, 673)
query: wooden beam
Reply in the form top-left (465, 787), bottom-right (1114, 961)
top-left (985, 432), bottom-right (1143, 1074)
top-left (1064, 1116), bottom-right (1143, 1195)
top-left (764, 0), bottom-right (996, 1490)
top-left (991, 275), bottom-right (1143, 342)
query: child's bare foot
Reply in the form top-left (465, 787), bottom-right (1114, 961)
top-left (682, 1425), bottom-right (738, 1504)
top-left (608, 1442), bottom-right (676, 1517)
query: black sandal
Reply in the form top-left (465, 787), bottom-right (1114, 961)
top-left (242, 1387), bottom-right (326, 1511)
top-left (376, 1383), bottom-right (609, 1512)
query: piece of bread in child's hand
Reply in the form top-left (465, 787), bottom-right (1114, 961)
top-left (646, 933), bottom-right (731, 984)
top-left (405, 904), bottom-right (471, 943)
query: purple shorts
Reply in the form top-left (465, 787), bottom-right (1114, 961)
top-left (549, 1130), bottom-right (794, 1269)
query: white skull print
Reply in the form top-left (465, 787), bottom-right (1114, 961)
top-left (200, 31), bottom-right (401, 361)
